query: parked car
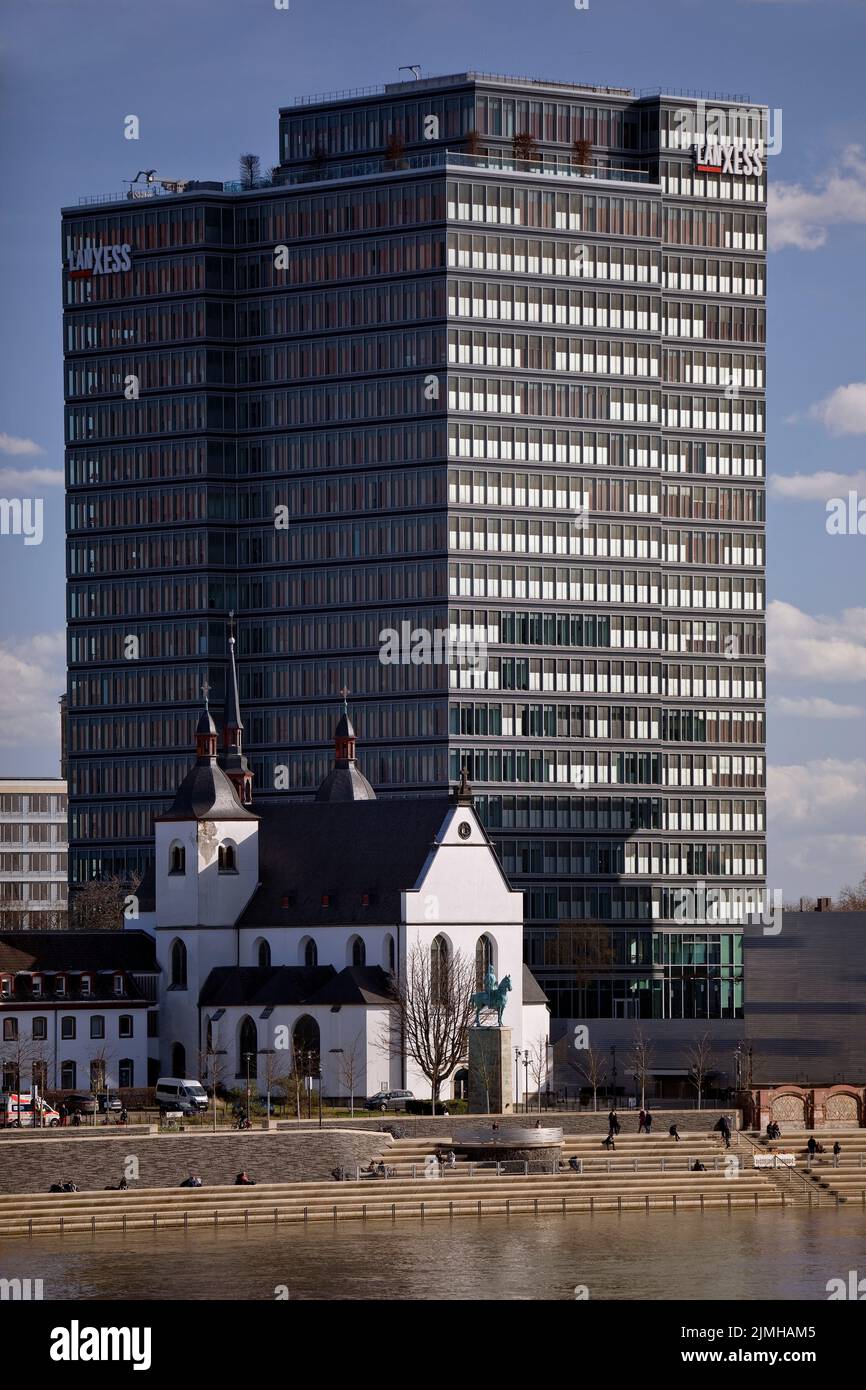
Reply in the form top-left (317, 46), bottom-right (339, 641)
top-left (365, 1089), bottom-right (414, 1112)
top-left (97, 1094), bottom-right (123, 1113)
top-left (64, 1093), bottom-right (97, 1116)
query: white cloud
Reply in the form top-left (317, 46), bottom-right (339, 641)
top-left (768, 145), bottom-right (866, 251)
top-left (770, 695), bottom-right (862, 719)
top-left (770, 469), bottom-right (866, 500)
top-left (0, 433), bottom-right (43, 457)
top-left (768, 759), bottom-right (866, 828)
top-left (768, 600), bottom-right (866, 683)
top-left (0, 632), bottom-right (65, 749)
top-left (805, 383), bottom-right (866, 436)
top-left (0, 467), bottom-right (63, 492)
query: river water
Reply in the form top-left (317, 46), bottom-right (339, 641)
top-left (2, 1206), bottom-right (865, 1300)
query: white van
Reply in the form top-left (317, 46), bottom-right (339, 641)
top-left (155, 1077), bottom-right (209, 1114)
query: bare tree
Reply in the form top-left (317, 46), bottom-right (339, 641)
top-left (200, 1032), bottom-right (230, 1131)
top-left (628, 1028), bottom-right (654, 1111)
top-left (837, 873), bottom-right (866, 910)
top-left (686, 1032), bottom-right (715, 1110)
top-left (239, 153), bottom-right (261, 189)
top-left (336, 1034), bottom-right (364, 1117)
top-left (572, 136), bottom-right (593, 169)
top-left (511, 130), bottom-right (539, 165)
top-left (381, 942), bottom-right (474, 1114)
top-left (569, 1043), bottom-right (608, 1112)
top-left (71, 876), bottom-right (139, 931)
top-left (526, 1039), bottom-right (549, 1113)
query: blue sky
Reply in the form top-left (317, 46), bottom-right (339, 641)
top-left (1, 0), bottom-right (865, 899)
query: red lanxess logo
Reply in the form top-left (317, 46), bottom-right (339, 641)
top-left (692, 141), bottom-right (764, 176)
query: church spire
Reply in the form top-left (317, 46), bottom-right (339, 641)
top-left (218, 611), bottom-right (253, 805)
top-left (195, 680), bottom-right (218, 762)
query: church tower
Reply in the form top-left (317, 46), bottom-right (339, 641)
top-left (218, 611), bottom-right (253, 806)
top-left (315, 690), bottom-right (376, 802)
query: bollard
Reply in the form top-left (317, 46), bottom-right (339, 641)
top-left (153, 1212), bottom-right (157, 1233)
top-left (60, 1216), bottom-right (64, 1237)
top-left (645, 1194), bottom-right (649, 1214)
top-left (506, 1199), bottom-right (510, 1218)
top-left (754, 1191), bottom-right (759, 1211)
top-left (562, 1197), bottom-right (566, 1217)
top-left (727, 1191), bottom-right (731, 1213)
top-left (92, 1215), bottom-right (96, 1237)
top-left (28, 1217), bottom-right (32, 1240)
top-left (391, 1202), bottom-right (396, 1221)
top-left (534, 1198), bottom-right (538, 1217)
top-left (123, 1213), bottom-right (127, 1235)
top-left (244, 1208), bottom-right (249, 1230)
top-left (333, 1205), bottom-right (337, 1223)
top-left (673, 1192), bottom-right (677, 1213)
top-left (214, 1209), bottom-right (218, 1231)
top-left (274, 1207), bottom-right (278, 1228)
top-left (450, 1201), bottom-right (454, 1220)
top-left (700, 1192), bottom-right (704, 1213)
top-left (590, 1194), bottom-right (594, 1215)
top-left (618, 1194), bottom-right (622, 1214)
top-left (862, 1189), bottom-right (865, 1207)
top-left (304, 1206), bottom-right (308, 1224)
top-left (421, 1202), bottom-right (425, 1221)
top-left (479, 1199), bottom-right (483, 1218)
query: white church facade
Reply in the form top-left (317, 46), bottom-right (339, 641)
top-left (133, 631), bottom-right (550, 1106)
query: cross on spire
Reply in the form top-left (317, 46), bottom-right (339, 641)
top-left (340, 683), bottom-right (350, 713)
top-left (201, 678), bottom-right (211, 708)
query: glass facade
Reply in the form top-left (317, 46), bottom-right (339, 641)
top-left (64, 75), bottom-right (766, 1017)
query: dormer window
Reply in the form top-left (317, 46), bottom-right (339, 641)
top-left (54, 976), bottom-right (66, 997)
top-left (218, 842), bottom-right (237, 874)
top-left (80, 974), bottom-right (92, 998)
top-left (31, 974), bottom-right (42, 998)
top-left (113, 974), bottom-right (124, 996)
top-left (169, 843), bottom-right (186, 875)
top-left (0, 976), bottom-right (11, 999)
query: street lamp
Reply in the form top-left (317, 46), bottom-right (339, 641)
top-left (259, 1047), bottom-right (275, 1122)
top-left (522, 1050), bottom-right (530, 1115)
top-left (242, 1051), bottom-right (255, 1124)
top-left (207, 1048), bottom-right (227, 1132)
top-left (515, 1046), bottom-right (522, 1112)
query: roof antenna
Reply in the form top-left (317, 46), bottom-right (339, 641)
top-left (399, 65), bottom-right (422, 80)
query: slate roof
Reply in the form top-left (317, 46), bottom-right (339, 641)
top-left (522, 964), bottom-right (550, 1006)
top-left (314, 763), bottom-right (376, 802)
top-left (199, 963), bottom-right (395, 1009)
top-left (0, 929), bottom-right (160, 974)
top-left (235, 797), bottom-right (451, 928)
top-left (158, 758), bottom-right (258, 823)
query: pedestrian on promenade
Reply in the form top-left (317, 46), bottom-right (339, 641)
top-left (180, 1173), bottom-right (203, 1187)
top-left (608, 1109), bottom-right (620, 1135)
top-left (669, 1123), bottom-right (681, 1142)
top-left (714, 1115), bottom-right (731, 1148)
top-left (638, 1109), bottom-right (647, 1133)
top-left (644, 1111), bottom-right (653, 1133)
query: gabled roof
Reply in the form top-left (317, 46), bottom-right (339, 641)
top-left (307, 965), bottom-right (395, 1006)
top-left (522, 964), bottom-right (550, 1006)
top-left (0, 930), bottom-right (160, 974)
top-left (235, 797), bottom-right (450, 928)
top-left (199, 965), bottom-right (335, 1008)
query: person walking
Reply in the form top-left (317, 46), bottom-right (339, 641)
top-left (608, 1109), bottom-right (620, 1136)
top-left (644, 1110), bottom-right (653, 1134)
top-left (638, 1109), bottom-right (647, 1133)
top-left (669, 1123), bottom-right (681, 1142)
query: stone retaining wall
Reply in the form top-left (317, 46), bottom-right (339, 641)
top-left (0, 1129), bottom-right (385, 1195)
top-left (279, 1109), bottom-right (741, 1140)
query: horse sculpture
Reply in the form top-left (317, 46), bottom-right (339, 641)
top-left (470, 973), bottom-right (512, 1028)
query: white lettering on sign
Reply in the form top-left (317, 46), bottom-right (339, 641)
top-left (692, 141), bottom-right (764, 177)
top-left (67, 244), bottom-right (132, 279)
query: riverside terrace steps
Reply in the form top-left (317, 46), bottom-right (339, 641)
top-left (0, 1173), bottom-right (788, 1239)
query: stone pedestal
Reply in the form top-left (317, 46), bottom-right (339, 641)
top-left (468, 1026), bottom-right (513, 1114)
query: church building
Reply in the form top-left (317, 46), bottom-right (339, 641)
top-left (135, 628), bottom-right (549, 1106)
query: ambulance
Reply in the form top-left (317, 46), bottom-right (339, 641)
top-left (0, 1092), bottom-right (61, 1127)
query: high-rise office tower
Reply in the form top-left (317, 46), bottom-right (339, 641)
top-left (64, 73), bottom-right (766, 1034)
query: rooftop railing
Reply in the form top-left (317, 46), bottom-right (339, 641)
top-left (76, 148), bottom-right (651, 206)
top-left (286, 71), bottom-right (636, 108)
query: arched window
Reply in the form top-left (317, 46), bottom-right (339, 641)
top-left (170, 939), bottom-right (187, 990)
top-left (218, 842), bottom-right (237, 873)
top-left (171, 1042), bottom-right (186, 1077)
top-left (383, 934), bottom-right (395, 973)
top-left (349, 935), bottom-right (366, 968)
top-left (431, 934), bottom-right (449, 1006)
top-left (238, 1015), bottom-right (258, 1079)
top-left (293, 1015), bottom-right (320, 1076)
top-left (304, 938), bottom-right (318, 968)
top-left (169, 842), bottom-right (185, 875)
top-left (257, 939), bottom-right (271, 969)
top-left (475, 934), bottom-right (494, 991)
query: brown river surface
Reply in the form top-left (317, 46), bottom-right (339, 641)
top-left (2, 1206), bottom-right (865, 1300)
